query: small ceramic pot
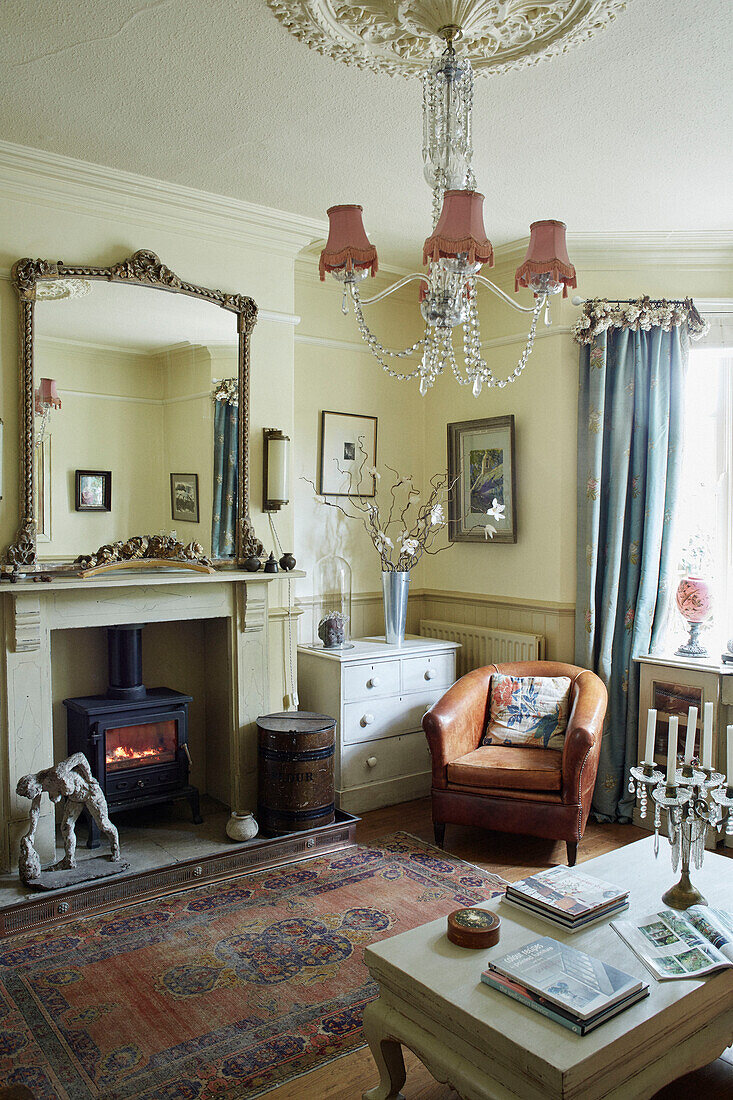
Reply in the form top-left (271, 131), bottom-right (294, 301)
top-left (263, 552), bottom-right (279, 574)
top-left (279, 552), bottom-right (296, 571)
top-left (225, 811), bottom-right (259, 842)
top-left (243, 555), bottom-right (261, 572)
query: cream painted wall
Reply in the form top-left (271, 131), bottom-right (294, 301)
top-left (160, 344), bottom-right (216, 551)
top-left (295, 248), bottom-right (733, 662)
top-left (418, 253), bottom-right (733, 628)
top-left (35, 339), bottom-right (165, 557)
top-left (293, 264), bottom-right (426, 640)
top-left (0, 141), bottom-right (731, 769)
top-left (0, 150), bottom-right (313, 838)
top-left (0, 188), bottom-right (301, 568)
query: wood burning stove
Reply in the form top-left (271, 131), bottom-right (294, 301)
top-left (64, 625), bottom-right (202, 847)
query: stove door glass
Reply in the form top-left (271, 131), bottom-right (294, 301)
top-left (106, 719), bottom-right (178, 771)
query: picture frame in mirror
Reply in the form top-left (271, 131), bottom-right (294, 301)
top-left (170, 473), bottom-right (200, 523)
top-left (75, 469), bottom-right (111, 513)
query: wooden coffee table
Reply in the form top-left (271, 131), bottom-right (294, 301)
top-left (362, 836), bottom-right (733, 1100)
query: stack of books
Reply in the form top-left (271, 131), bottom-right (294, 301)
top-left (503, 865), bottom-right (629, 932)
top-left (481, 937), bottom-right (649, 1035)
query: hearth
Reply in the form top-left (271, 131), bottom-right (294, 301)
top-left (64, 625), bottom-right (202, 847)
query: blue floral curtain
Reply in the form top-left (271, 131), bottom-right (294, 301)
top-left (212, 392), bottom-right (238, 559)
top-left (575, 325), bottom-right (687, 821)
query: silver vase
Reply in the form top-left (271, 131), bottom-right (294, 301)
top-left (382, 570), bottom-right (410, 646)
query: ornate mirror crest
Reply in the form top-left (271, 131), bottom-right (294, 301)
top-left (8, 249), bottom-right (262, 573)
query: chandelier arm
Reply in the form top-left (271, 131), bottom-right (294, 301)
top-left (473, 275), bottom-right (544, 315)
top-left (356, 273), bottom-right (427, 306)
top-left (349, 283), bottom-right (425, 381)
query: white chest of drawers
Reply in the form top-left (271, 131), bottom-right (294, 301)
top-left (297, 635), bottom-right (460, 813)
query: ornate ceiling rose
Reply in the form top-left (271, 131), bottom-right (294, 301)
top-left (267, 1), bottom-right (628, 77)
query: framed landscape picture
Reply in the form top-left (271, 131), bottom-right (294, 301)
top-left (319, 410), bottom-right (378, 497)
top-left (447, 415), bottom-right (517, 543)
top-left (170, 473), bottom-right (200, 522)
top-left (75, 469), bottom-right (111, 512)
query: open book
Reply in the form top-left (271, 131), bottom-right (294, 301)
top-left (612, 906), bottom-right (733, 980)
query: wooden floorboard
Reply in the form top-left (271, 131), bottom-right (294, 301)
top-left (266, 796), bottom-right (733, 1100)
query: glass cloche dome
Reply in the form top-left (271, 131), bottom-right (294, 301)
top-left (312, 554), bottom-right (353, 650)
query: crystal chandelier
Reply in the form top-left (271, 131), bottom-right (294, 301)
top-left (319, 29), bottom-right (577, 397)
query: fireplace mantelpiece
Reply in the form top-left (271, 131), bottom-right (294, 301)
top-left (0, 570), bottom-right (301, 870)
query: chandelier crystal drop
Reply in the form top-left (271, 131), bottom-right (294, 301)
top-left (319, 30), bottom-right (577, 397)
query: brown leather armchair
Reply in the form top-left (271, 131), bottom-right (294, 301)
top-left (422, 661), bottom-right (607, 866)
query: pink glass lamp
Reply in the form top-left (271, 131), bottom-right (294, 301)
top-left (515, 219), bottom-right (577, 298)
top-left (319, 205), bottom-right (379, 281)
top-left (34, 378), bottom-right (61, 415)
top-left (423, 190), bottom-right (494, 269)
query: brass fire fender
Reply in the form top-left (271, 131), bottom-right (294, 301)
top-left (8, 250), bottom-right (263, 571)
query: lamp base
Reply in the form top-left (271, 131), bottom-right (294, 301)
top-left (675, 621), bottom-right (708, 659)
top-left (661, 870), bottom-right (707, 911)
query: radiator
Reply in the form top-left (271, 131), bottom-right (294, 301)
top-left (419, 619), bottom-right (545, 678)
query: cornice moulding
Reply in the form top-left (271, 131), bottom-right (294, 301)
top-left (0, 140), bottom-right (326, 259)
top-left (494, 232), bottom-right (733, 270)
top-left (0, 267), bottom-right (301, 328)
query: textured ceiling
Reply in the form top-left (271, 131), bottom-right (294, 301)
top-left (0, 0), bottom-right (731, 268)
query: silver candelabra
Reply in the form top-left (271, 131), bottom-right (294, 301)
top-left (630, 753), bottom-right (733, 909)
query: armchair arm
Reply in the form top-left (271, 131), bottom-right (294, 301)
top-left (422, 668), bottom-right (493, 789)
top-left (561, 671), bottom-right (607, 824)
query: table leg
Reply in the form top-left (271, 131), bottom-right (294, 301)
top-left (362, 999), bottom-right (406, 1100)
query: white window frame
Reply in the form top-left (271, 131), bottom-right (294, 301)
top-left (692, 299), bottom-right (733, 651)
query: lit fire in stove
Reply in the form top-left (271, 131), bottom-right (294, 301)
top-left (106, 745), bottom-right (164, 765)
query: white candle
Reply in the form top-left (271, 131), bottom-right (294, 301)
top-left (644, 709), bottom-right (657, 764)
top-left (684, 706), bottom-right (698, 764)
top-left (702, 702), bottom-right (714, 769)
top-left (667, 715), bottom-right (679, 783)
top-left (727, 725), bottom-right (733, 785)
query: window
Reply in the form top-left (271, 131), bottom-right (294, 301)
top-left (669, 329), bottom-right (733, 656)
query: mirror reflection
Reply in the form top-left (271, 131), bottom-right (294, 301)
top-left (33, 280), bottom-right (238, 561)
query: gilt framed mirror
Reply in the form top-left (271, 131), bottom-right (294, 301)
top-left (7, 250), bottom-right (262, 573)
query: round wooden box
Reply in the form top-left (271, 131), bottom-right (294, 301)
top-left (257, 711), bottom-right (336, 836)
top-left (447, 908), bottom-right (501, 949)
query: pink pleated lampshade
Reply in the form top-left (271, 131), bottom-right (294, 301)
top-left (515, 220), bottom-right (577, 298)
top-left (423, 190), bottom-right (494, 268)
top-left (319, 205), bottom-right (379, 281)
top-left (34, 377), bottom-right (61, 414)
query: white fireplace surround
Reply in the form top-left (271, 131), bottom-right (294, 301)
top-left (0, 570), bottom-right (286, 872)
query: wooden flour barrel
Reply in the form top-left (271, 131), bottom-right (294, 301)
top-left (257, 711), bottom-right (336, 836)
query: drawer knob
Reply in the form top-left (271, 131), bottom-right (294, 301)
top-left (361, 713), bottom-right (375, 726)
top-left (367, 676), bottom-right (381, 688)
top-left (366, 756), bottom-right (378, 768)
top-left (425, 668), bottom-right (437, 680)
top-left (136, 779), bottom-right (145, 788)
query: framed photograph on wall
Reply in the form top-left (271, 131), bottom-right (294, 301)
top-left (447, 415), bottom-right (517, 543)
top-left (75, 469), bottom-right (111, 512)
top-left (319, 410), bottom-right (378, 497)
top-left (170, 473), bottom-right (200, 522)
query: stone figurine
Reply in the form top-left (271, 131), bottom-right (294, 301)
top-left (16, 752), bottom-right (120, 886)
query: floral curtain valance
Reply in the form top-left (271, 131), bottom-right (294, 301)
top-left (573, 297), bottom-right (708, 345)
top-left (212, 378), bottom-right (238, 405)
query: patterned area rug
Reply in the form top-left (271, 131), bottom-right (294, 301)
top-left (0, 833), bottom-right (506, 1099)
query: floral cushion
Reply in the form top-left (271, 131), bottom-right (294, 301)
top-left (481, 673), bottom-right (571, 751)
